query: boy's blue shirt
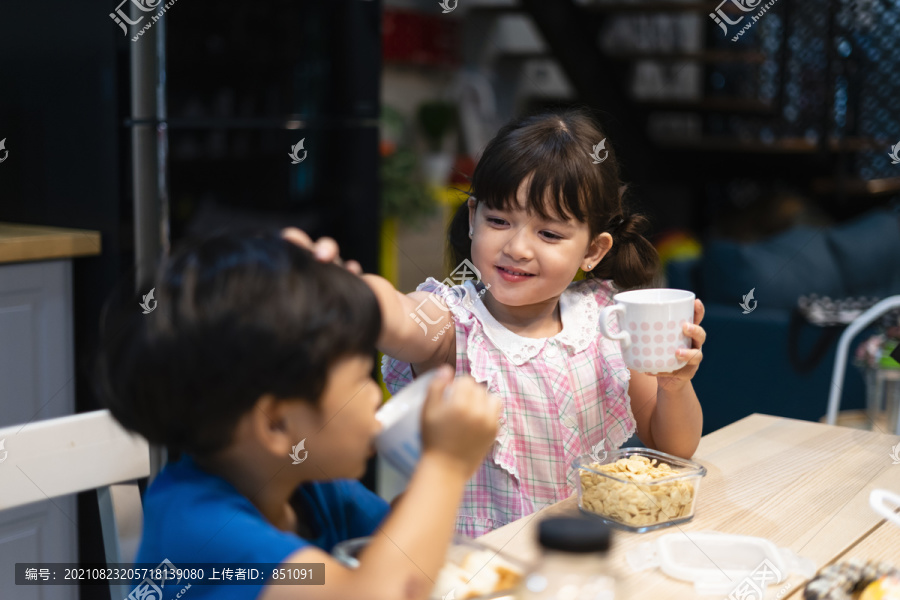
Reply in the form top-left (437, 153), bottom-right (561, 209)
top-left (132, 455), bottom-right (389, 599)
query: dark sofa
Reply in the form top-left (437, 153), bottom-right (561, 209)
top-left (666, 207), bottom-right (900, 435)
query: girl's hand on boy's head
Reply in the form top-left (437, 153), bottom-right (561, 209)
top-left (420, 365), bottom-right (501, 480)
top-left (281, 227), bottom-right (363, 275)
top-left (652, 299), bottom-right (706, 392)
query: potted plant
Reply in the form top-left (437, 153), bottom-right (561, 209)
top-left (379, 105), bottom-right (437, 285)
top-left (416, 100), bottom-right (458, 187)
top-left (380, 105), bottom-right (436, 227)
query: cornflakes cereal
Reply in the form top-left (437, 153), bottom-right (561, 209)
top-left (579, 455), bottom-right (696, 527)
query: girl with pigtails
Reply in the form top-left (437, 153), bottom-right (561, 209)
top-left (364, 109), bottom-right (706, 537)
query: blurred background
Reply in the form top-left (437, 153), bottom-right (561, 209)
top-left (1, 0), bottom-right (899, 597)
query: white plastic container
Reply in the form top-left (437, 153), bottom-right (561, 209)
top-left (870, 488), bottom-right (900, 529)
top-left (626, 531), bottom-right (815, 595)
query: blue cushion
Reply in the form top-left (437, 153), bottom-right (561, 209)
top-left (826, 208), bottom-right (900, 298)
top-left (700, 227), bottom-right (846, 310)
top-left (666, 258), bottom-right (700, 292)
top-left (692, 303), bottom-right (866, 434)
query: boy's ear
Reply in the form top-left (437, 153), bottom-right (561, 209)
top-left (249, 395), bottom-right (317, 458)
top-left (468, 197), bottom-right (477, 231)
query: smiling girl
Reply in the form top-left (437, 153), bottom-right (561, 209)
top-left (365, 109), bottom-right (706, 537)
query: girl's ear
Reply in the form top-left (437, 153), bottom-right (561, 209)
top-left (583, 232), bottom-right (613, 272)
top-left (467, 197), bottom-right (477, 233)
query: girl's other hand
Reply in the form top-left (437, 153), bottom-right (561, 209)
top-left (653, 298), bottom-right (706, 391)
top-left (420, 366), bottom-right (500, 480)
top-left (281, 227), bottom-right (363, 275)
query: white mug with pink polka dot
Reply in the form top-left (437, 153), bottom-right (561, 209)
top-left (598, 288), bottom-right (695, 374)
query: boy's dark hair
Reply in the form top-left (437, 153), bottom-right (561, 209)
top-left (448, 108), bottom-right (659, 290)
top-left (95, 231), bottom-right (381, 457)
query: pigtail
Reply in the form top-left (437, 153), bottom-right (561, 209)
top-left (588, 186), bottom-right (660, 290)
top-left (596, 212), bottom-right (660, 290)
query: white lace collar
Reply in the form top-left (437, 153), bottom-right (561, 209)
top-left (466, 280), bottom-right (600, 365)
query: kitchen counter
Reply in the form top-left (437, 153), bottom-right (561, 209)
top-left (0, 222), bottom-right (101, 264)
top-left (0, 222), bottom-right (101, 585)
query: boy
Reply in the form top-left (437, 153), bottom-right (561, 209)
top-left (97, 231), bottom-right (500, 600)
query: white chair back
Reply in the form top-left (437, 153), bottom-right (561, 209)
top-left (826, 295), bottom-right (900, 430)
top-left (0, 410), bottom-right (150, 598)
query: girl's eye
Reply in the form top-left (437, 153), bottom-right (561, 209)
top-left (541, 231), bottom-right (563, 240)
top-left (486, 217), bottom-right (507, 226)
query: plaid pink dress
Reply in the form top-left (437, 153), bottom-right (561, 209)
top-left (382, 277), bottom-right (636, 538)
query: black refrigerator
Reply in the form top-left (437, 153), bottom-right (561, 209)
top-left (160, 0), bottom-right (381, 268)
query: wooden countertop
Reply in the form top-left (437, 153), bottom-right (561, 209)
top-left (0, 223), bottom-right (101, 264)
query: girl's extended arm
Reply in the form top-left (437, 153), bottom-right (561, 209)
top-left (362, 274), bottom-right (456, 372)
top-left (280, 231), bottom-right (455, 372)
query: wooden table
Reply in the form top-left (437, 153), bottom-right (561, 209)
top-left (478, 414), bottom-right (900, 599)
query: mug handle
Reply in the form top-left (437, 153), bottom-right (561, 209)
top-left (599, 304), bottom-right (630, 349)
top-left (870, 488), bottom-right (900, 529)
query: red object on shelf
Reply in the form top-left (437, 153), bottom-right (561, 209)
top-left (379, 140), bottom-right (397, 158)
top-left (383, 9), bottom-right (460, 68)
top-left (449, 154), bottom-right (475, 186)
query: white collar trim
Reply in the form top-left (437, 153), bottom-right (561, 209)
top-left (468, 281), bottom-right (599, 365)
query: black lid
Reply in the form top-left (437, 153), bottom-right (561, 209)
top-left (538, 517), bottom-right (612, 553)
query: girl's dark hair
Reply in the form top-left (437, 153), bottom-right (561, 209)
top-left (94, 231), bottom-right (381, 457)
top-left (448, 108), bottom-right (659, 290)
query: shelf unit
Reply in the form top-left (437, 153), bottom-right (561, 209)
top-left (461, 0), bottom-right (898, 234)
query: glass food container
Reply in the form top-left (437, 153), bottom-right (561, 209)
top-left (574, 447), bottom-right (707, 533)
top-left (333, 534), bottom-right (527, 600)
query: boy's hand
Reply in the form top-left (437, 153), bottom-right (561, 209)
top-left (652, 298), bottom-right (706, 392)
top-left (281, 227), bottom-right (363, 275)
top-left (420, 366), bottom-right (500, 480)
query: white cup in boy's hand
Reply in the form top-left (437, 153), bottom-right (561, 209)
top-left (375, 366), bottom-right (499, 479)
top-left (421, 368), bottom-right (501, 479)
top-left (599, 288), bottom-right (695, 374)
top-left (374, 370), bottom-right (440, 478)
